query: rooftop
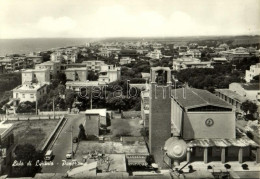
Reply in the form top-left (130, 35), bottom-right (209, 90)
top-left (85, 109), bottom-right (107, 117)
top-left (172, 88), bottom-right (232, 110)
top-left (13, 82), bottom-right (46, 91)
top-left (215, 89), bottom-right (247, 102)
top-left (66, 81), bottom-right (107, 87)
top-left (0, 121), bottom-right (13, 139)
top-left (241, 83), bottom-right (260, 91)
top-left (65, 67), bottom-right (87, 71)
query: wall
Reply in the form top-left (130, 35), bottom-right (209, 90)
top-left (149, 83), bottom-right (171, 166)
top-left (171, 99), bottom-right (183, 136)
top-left (85, 114), bottom-right (100, 136)
top-left (122, 111), bottom-right (141, 118)
top-left (183, 111), bottom-right (235, 139)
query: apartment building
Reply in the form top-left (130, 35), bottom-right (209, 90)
top-left (65, 67), bottom-right (88, 81)
top-left (35, 61), bottom-right (61, 77)
top-left (22, 69), bottom-right (50, 84)
top-left (98, 65), bottom-right (121, 83)
top-left (82, 60), bottom-right (105, 72)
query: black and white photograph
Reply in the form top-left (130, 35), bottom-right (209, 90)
top-left (0, 0), bottom-right (259, 178)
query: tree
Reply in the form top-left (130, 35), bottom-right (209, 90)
top-left (87, 71), bottom-right (99, 81)
top-left (11, 144), bottom-right (44, 177)
top-left (78, 124), bottom-right (86, 140)
top-left (53, 72), bottom-right (67, 86)
top-left (241, 100), bottom-right (257, 115)
top-left (16, 101), bottom-right (36, 113)
top-left (57, 84), bottom-right (66, 95)
top-left (65, 89), bottom-right (75, 109)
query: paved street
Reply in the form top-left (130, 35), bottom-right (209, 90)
top-left (41, 114), bottom-right (85, 174)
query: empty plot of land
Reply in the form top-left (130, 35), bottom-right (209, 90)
top-left (109, 116), bottom-right (143, 137)
top-left (4, 119), bottom-right (59, 150)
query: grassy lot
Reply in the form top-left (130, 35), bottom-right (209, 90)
top-left (109, 115), bottom-right (143, 138)
top-left (4, 119), bottom-right (60, 150)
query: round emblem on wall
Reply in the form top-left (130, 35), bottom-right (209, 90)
top-left (205, 118), bottom-right (214, 127)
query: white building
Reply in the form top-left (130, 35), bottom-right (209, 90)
top-left (172, 57), bottom-right (213, 71)
top-left (82, 60), bottom-right (105, 72)
top-left (65, 81), bottom-right (106, 93)
top-left (146, 49), bottom-right (162, 60)
top-left (12, 82), bottom-right (48, 103)
top-left (21, 69), bottom-right (50, 84)
top-left (119, 57), bottom-right (134, 65)
top-left (215, 83), bottom-right (260, 113)
top-left (245, 63), bottom-right (260, 82)
top-left (98, 65), bottom-right (121, 83)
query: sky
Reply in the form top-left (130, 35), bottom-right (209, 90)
top-left (0, 0), bottom-right (259, 38)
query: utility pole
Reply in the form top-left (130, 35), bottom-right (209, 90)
top-left (71, 125), bottom-right (73, 158)
top-left (90, 88), bottom-right (93, 109)
top-left (36, 98), bottom-right (38, 115)
top-left (53, 98), bottom-right (55, 119)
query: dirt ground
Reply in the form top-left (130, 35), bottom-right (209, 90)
top-left (5, 119), bottom-right (60, 150)
top-left (109, 115), bottom-right (143, 138)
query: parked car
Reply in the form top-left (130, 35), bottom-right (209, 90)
top-left (45, 150), bottom-right (53, 161)
top-left (66, 151), bottom-right (73, 159)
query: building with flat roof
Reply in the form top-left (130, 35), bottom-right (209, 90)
top-left (12, 82), bottom-right (48, 103)
top-left (215, 83), bottom-right (260, 113)
top-left (65, 81), bottom-right (106, 93)
top-left (98, 65), bottom-right (121, 83)
top-left (172, 57), bottom-right (213, 71)
top-left (21, 68), bottom-right (50, 84)
top-left (245, 63), bottom-right (260, 82)
top-left (35, 61), bottom-right (61, 77)
top-left (82, 60), bottom-right (105, 72)
top-left (65, 67), bottom-right (88, 82)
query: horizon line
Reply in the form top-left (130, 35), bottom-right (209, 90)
top-left (0, 34), bottom-right (260, 40)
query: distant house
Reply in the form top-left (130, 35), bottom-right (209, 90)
top-left (35, 61), bottom-right (61, 77)
top-left (98, 65), bottom-right (121, 83)
top-left (65, 67), bottom-right (88, 82)
top-left (12, 82), bottom-right (48, 103)
top-left (245, 63), bottom-right (260, 82)
top-left (82, 60), bottom-right (105, 72)
top-left (21, 69), bottom-right (50, 84)
top-left (119, 57), bottom-right (134, 65)
top-left (211, 57), bottom-right (228, 64)
top-left (215, 82), bottom-right (260, 113)
top-left (172, 57), bottom-right (213, 71)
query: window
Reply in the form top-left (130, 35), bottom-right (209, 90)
top-left (30, 94), bottom-right (34, 98)
top-left (22, 94), bottom-right (25, 98)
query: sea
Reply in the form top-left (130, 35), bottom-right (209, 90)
top-left (0, 38), bottom-right (94, 56)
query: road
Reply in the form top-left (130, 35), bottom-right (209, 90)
top-left (41, 114), bottom-right (85, 174)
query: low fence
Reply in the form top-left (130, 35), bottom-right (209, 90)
top-left (2, 115), bottom-right (63, 121)
top-left (38, 111), bottom-right (69, 115)
top-left (121, 111), bottom-right (141, 119)
top-left (41, 116), bottom-right (67, 152)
